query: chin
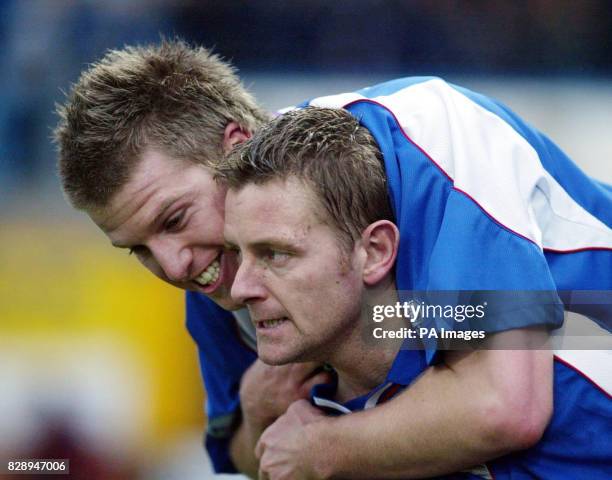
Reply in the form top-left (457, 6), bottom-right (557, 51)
top-left (257, 346), bottom-right (311, 366)
top-left (257, 349), bottom-right (295, 366)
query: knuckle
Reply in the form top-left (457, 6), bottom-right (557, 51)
top-left (288, 400), bottom-right (304, 413)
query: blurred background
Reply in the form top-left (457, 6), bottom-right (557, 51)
top-left (1, 1), bottom-right (611, 478)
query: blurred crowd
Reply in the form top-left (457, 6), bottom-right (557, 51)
top-left (1, 0), bottom-right (611, 196)
top-left (175, 0), bottom-right (612, 73)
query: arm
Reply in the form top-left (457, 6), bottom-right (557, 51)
top-left (229, 417), bottom-right (261, 478)
top-left (230, 359), bottom-right (333, 478)
top-left (257, 328), bottom-right (553, 479)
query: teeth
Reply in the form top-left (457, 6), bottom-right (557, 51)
top-left (259, 318), bottom-right (286, 328)
top-left (195, 259), bottom-right (220, 286)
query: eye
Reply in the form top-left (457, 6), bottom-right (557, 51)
top-left (164, 210), bottom-right (185, 232)
top-left (263, 249), bottom-right (291, 265)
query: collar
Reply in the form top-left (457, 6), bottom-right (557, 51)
top-left (310, 346), bottom-right (428, 415)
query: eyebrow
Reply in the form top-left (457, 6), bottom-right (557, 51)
top-left (242, 238), bottom-right (301, 252)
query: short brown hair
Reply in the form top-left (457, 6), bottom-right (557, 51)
top-left (218, 107), bottom-right (394, 249)
top-left (54, 38), bottom-right (269, 210)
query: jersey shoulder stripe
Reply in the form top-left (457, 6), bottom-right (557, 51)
top-left (308, 78), bottom-right (612, 253)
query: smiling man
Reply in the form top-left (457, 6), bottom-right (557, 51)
top-left (87, 149), bottom-right (239, 308)
top-left (221, 106), bottom-right (612, 480)
top-left (56, 41), bottom-right (262, 311)
top-left (55, 40), bottom-right (612, 479)
top-left (55, 41), bottom-right (321, 476)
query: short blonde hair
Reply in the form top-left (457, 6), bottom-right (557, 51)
top-left (55, 38), bottom-right (269, 209)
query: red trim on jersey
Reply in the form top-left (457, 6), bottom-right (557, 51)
top-left (452, 186), bottom-right (538, 247)
top-left (342, 98), bottom-right (453, 183)
top-left (377, 383), bottom-right (403, 405)
top-left (544, 246), bottom-right (612, 253)
top-left (554, 355), bottom-right (611, 399)
top-left (341, 98), bottom-right (612, 254)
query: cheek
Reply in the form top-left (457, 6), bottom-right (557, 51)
top-left (192, 202), bottom-right (226, 241)
top-left (295, 270), bottom-right (359, 312)
top-left (326, 272), bottom-right (363, 312)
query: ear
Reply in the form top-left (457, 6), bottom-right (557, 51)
top-left (361, 220), bottom-right (399, 286)
top-left (222, 122), bottom-right (251, 153)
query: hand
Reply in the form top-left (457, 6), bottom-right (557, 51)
top-left (240, 360), bottom-right (331, 431)
top-left (256, 399), bottom-right (328, 480)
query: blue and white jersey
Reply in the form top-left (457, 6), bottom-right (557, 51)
top-left (302, 78), bottom-right (612, 477)
top-left (186, 292), bottom-right (256, 473)
top-left (187, 77), bottom-right (612, 474)
top-left (299, 77), bottom-right (612, 288)
top-left (297, 76), bottom-right (612, 360)
top-left (310, 349), bottom-right (427, 416)
top-left (310, 347), bottom-right (612, 480)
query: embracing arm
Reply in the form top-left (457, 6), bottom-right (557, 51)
top-left (257, 328), bottom-right (553, 479)
top-left (229, 417), bottom-right (261, 478)
top-left (229, 360), bottom-right (332, 478)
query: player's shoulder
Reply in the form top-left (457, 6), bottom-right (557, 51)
top-left (308, 76), bottom-right (500, 133)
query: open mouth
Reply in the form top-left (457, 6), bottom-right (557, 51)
top-left (255, 317), bottom-right (289, 329)
top-left (194, 254), bottom-right (221, 288)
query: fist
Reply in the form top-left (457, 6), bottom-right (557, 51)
top-left (256, 400), bottom-right (327, 480)
top-left (240, 360), bottom-right (332, 429)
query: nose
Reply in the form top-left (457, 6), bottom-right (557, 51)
top-left (151, 241), bottom-right (193, 283)
top-left (231, 259), bottom-right (267, 305)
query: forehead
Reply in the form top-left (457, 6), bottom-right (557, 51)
top-left (225, 178), bottom-right (323, 244)
top-left (125, 148), bottom-right (198, 194)
top-left (90, 148), bottom-right (218, 233)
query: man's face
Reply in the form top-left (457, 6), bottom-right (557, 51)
top-left (224, 178), bottom-right (365, 365)
top-left (88, 148), bottom-right (241, 310)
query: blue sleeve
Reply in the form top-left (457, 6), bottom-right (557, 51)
top-left (185, 291), bottom-right (257, 473)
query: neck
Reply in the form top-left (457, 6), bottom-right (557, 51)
top-left (327, 279), bottom-right (404, 402)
